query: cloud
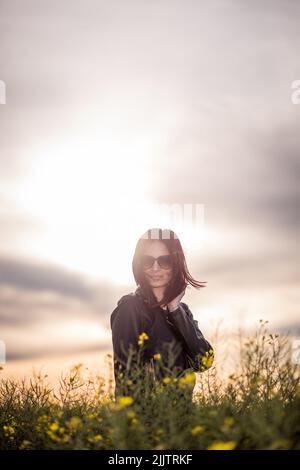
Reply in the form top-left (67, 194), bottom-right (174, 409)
top-left (0, 255), bottom-right (131, 327)
top-left (0, 255), bottom-right (129, 360)
top-left (192, 249), bottom-right (300, 291)
top-left (5, 342), bottom-right (110, 362)
top-left (0, 255), bottom-right (95, 300)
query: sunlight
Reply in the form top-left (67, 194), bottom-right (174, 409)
top-left (7, 127), bottom-right (247, 286)
top-left (10, 129), bottom-right (225, 284)
top-left (10, 132), bottom-right (161, 283)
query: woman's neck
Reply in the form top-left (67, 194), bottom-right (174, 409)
top-left (152, 287), bottom-right (168, 310)
top-left (152, 286), bottom-right (164, 302)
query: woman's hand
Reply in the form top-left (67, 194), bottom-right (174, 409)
top-left (167, 288), bottom-right (186, 312)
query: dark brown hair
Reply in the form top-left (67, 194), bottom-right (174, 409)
top-left (132, 227), bottom-right (206, 309)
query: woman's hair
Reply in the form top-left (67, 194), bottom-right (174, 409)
top-left (132, 227), bottom-right (206, 309)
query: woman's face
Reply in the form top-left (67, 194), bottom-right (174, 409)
top-left (141, 240), bottom-right (173, 289)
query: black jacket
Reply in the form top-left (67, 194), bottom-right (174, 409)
top-left (110, 286), bottom-right (214, 394)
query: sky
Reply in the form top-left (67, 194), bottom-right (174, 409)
top-left (0, 0), bottom-right (300, 385)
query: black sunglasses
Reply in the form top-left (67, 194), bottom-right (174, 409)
top-left (140, 254), bottom-right (173, 270)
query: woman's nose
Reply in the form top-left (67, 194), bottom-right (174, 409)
top-left (152, 260), bottom-right (160, 270)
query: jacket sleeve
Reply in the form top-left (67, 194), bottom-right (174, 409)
top-left (110, 295), bottom-right (147, 392)
top-left (166, 302), bottom-right (214, 372)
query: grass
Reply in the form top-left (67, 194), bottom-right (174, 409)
top-left (0, 319), bottom-right (299, 450)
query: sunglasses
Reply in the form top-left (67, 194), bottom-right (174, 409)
top-left (140, 254), bottom-right (173, 270)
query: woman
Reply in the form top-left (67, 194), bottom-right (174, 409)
top-left (110, 227), bottom-right (214, 399)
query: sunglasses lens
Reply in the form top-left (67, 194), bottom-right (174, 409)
top-left (158, 256), bottom-right (172, 269)
top-left (141, 255), bottom-right (173, 269)
top-left (141, 255), bottom-right (154, 269)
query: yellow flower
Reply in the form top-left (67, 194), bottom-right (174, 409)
top-left (117, 396), bottom-right (134, 408)
top-left (47, 421), bottom-right (65, 442)
top-left (207, 357), bottom-right (214, 368)
top-left (191, 425), bottom-right (205, 436)
top-left (153, 353), bottom-right (161, 360)
top-left (207, 440), bottom-right (237, 450)
top-left (202, 352), bottom-right (214, 367)
top-left (223, 416), bottom-right (234, 427)
top-left (47, 422), bottom-right (65, 442)
top-left (126, 410), bottom-right (136, 419)
top-left (138, 332), bottom-right (149, 346)
top-left (3, 425), bottom-right (15, 434)
top-left (162, 377), bottom-right (171, 384)
top-left (49, 422), bottom-right (59, 432)
top-left (185, 372), bottom-right (196, 383)
top-left (179, 372), bottom-right (196, 387)
top-left (47, 430), bottom-right (61, 442)
top-left (131, 418), bottom-right (139, 425)
top-left (87, 434), bottom-right (103, 444)
top-left (3, 425), bottom-right (15, 440)
top-left (198, 349), bottom-right (214, 371)
top-left (66, 416), bottom-right (82, 430)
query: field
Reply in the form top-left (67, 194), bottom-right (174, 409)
top-left (0, 320), bottom-right (299, 450)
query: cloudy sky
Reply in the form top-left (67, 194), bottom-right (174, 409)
top-left (0, 0), bottom-right (300, 384)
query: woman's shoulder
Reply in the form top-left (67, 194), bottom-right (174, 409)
top-left (179, 301), bottom-right (192, 317)
top-left (111, 292), bottom-right (142, 315)
top-left (110, 292), bottom-right (146, 328)
top-left (117, 292), bottom-right (136, 306)
top-left (179, 300), bottom-right (188, 310)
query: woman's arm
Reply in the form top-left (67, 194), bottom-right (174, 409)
top-left (166, 302), bottom-right (214, 372)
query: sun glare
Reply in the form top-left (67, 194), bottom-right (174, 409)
top-left (7, 129), bottom-right (237, 285)
top-left (9, 132), bottom-right (166, 283)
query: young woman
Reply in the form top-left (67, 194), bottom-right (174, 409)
top-left (110, 227), bottom-right (214, 398)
